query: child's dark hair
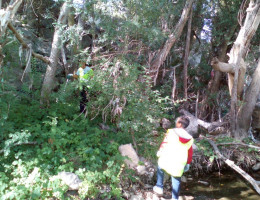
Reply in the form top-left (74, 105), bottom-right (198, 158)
top-left (176, 116), bottom-right (190, 128)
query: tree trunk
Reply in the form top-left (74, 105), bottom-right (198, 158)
top-left (0, 0), bottom-right (23, 35)
top-left (209, 0), bottom-right (260, 138)
top-left (41, 1), bottom-right (71, 105)
top-left (149, 0), bottom-right (194, 85)
top-left (210, 19), bottom-right (238, 93)
top-left (183, 8), bottom-right (193, 99)
top-left (237, 59), bottom-right (260, 138)
top-left (230, 0), bottom-right (260, 137)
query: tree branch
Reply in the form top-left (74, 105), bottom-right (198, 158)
top-left (207, 139), bottom-right (260, 194)
top-left (0, 141), bottom-right (38, 154)
top-left (7, 23), bottom-right (50, 64)
top-left (217, 142), bottom-right (260, 151)
top-left (179, 109), bottom-right (225, 133)
top-left (211, 57), bottom-right (235, 73)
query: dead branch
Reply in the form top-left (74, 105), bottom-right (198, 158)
top-left (207, 139), bottom-right (260, 195)
top-left (180, 109), bottom-right (225, 133)
top-left (7, 23), bottom-right (50, 64)
top-left (211, 57), bottom-right (235, 73)
top-left (217, 142), bottom-right (260, 151)
top-left (0, 141), bottom-right (38, 154)
top-left (149, 0), bottom-right (194, 85)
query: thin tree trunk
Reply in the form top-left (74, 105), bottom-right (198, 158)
top-left (183, 8), bottom-right (193, 99)
top-left (41, 1), bottom-right (71, 105)
top-left (149, 0), bottom-right (194, 85)
top-left (237, 59), bottom-right (260, 138)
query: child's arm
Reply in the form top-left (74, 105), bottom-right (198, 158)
top-left (187, 146), bottom-right (193, 164)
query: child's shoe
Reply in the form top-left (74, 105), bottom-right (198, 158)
top-left (153, 186), bottom-right (163, 196)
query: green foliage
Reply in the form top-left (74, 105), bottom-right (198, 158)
top-left (0, 96), bottom-right (127, 199)
top-left (196, 139), bottom-right (215, 158)
top-left (84, 58), bottom-right (164, 137)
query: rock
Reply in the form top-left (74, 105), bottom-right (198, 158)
top-left (144, 184), bottom-right (153, 189)
top-left (122, 191), bottom-right (132, 199)
top-left (151, 130), bottom-right (159, 136)
top-left (130, 193), bottom-right (144, 200)
top-left (119, 144), bottom-right (140, 169)
top-left (137, 165), bottom-right (147, 175)
top-left (143, 191), bottom-right (160, 200)
top-left (181, 176), bottom-right (187, 183)
top-left (57, 172), bottom-right (82, 190)
top-left (198, 180), bottom-right (210, 186)
top-left (252, 162), bottom-right (260, 171)
top-left (179, 195), bottom-right (194, 200)
top-left (185, 116), bottom-right (199, 138)
top-left (161, 118), bottom-right (172, 129)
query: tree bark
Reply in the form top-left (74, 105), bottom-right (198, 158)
top-left (237, 59), bottom-right (260, 138)
top-left (230, 0), bottom-right (260, 138)
top-left (0, 0), bottom-right (23, 35)
top-left (209, 0), bottom-right (260, 138)
top-left (210, 23), bottom-right (237, 93)
top-left (210, 0), bottom-right (260, 98)
top-left (183, 8), bottom-right (193, 99)
top-left (149, 0), bottom-right (194, 85)
top-left (41, 1), bottom-right (71, 105)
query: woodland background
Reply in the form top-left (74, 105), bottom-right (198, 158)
top-left (0, 0), bottom-right (260, 199)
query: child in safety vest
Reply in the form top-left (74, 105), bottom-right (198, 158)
top-left (67, 61), bottom-right (94, 113)
top-left (153, 116), bottom-right (193, 200)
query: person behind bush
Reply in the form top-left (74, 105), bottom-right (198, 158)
top-left (153, 116), bottom-right (193, 200)
top-left (67, 61), bottom-right (94, 113)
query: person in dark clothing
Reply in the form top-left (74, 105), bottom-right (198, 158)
top-left (67, 61), bottom-right (94, 113)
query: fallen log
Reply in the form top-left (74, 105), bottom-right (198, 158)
top-left (179, 109), bottom-right (226, 137)
top-left (207, 139), bottom-right (260, 195)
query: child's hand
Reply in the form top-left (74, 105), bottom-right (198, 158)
top-left (184, 164), bottom-right (190, 172)
top-left (156, 150), bottom-right (162, 157)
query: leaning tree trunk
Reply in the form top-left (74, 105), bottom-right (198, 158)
top-left (237, 59), bottom-right (260, 138)
top-left (149, 0), bottom-right (194, 85)
top-left (41, 1), bottom-right (71, 105)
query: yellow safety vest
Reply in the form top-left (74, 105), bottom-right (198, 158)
top-left (78, 67), bottom-right (94, 82)
top-left (158, 129), bottom-right (193, 177)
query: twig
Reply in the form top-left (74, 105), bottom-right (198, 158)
top-left (0, 141), bottom-right (37, 154)
top-left (7, 23), bottom-right (50, 64)
top-left (207, 139), bottom-right (260, 194)
top-left (217, 142), bottom-right (260, 151)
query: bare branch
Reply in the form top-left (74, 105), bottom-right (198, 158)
top-left (207, 139), bottom-right (260, 194)
top-left (7, 23), bottom-right (50, 64)
top-left (0, 141), bottom-right (38, 154)
top-left (211, 57), bottom-right (235, 73)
